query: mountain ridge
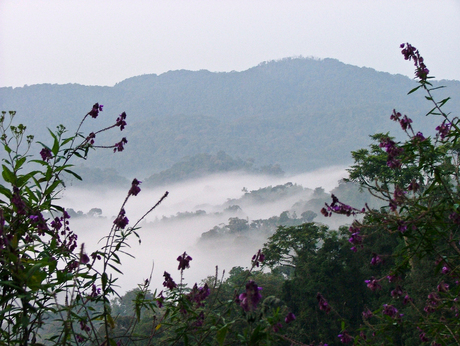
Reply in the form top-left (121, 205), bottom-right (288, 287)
top-left (1, 57), bottom-right (459, 178)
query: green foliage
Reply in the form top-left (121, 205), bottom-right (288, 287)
top-left (324, 44), bottom-right (460, 345)
top-left (0, 106), bottom-right (169, 345)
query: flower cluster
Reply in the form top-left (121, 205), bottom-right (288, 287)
top-left (424, 292), bottom-right (440, 314)
top-left (370, 253), bottom-right (382, 265)
top-left (128, 178), bottom-right (141, 196)
top-left (51, 210), bottom-right (78, 254)
top-left (338, 331), bottom-right (352, 344)
top-left (177, 252), bottom-right (192, 271)
top-left (116, 112), bottom-right (127, 131)
top-left (382, 304), bottom-right (400, 318)
top-left (348, 225), bottom-right (362, 247)
top-left (400, 43), bottom-right (429, 82)
top-left (163, 271), bottom-right (177, 290)
top-left (365, 277), bottom-right (382, 291)
top-left (40, 147), bottom-right (53, 161)
top-left (316, 293), bottom-right (331, 314)
top-left (113, 208), bottom-right (129, 229)
top-left (285, 312), bottom-right (296, 323)
top-left (113, 137), bottom-right (128, 152)
top-left (390, 109), bottom-right (413, 132)
top-left (436, 120), bottom-right (451, 140)
top-left (88, 103), bottom-right (103, 118)
top-left (251, 249), bottom-right (265, 267)
top-left (379, 136), bottom-right (403, 169)
top-left (187, 283), bottom-right (210, 307)
top-left (237, 280), bottom-right (262, 312)
top-left (29, 213), bottom-right (48, 237)
top-left (11, 187), bottom-right (27, 215)
top-left (321, 194), bottom-right (364, 217)
top-left (86, 132), bottom-right (96, 145)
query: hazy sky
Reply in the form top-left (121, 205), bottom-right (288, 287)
top-left (1, 0), bottom-right (459, 88)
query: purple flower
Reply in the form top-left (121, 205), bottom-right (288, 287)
top-left (362, 308), bottom-right (373, 319)
top-left (442, 266), bottom-right (450, 274)
top-left (113, 208), bottom-right (129, 229)
top-left (382, 304), bottom-right (399, 318)
top-left (188, 283), bottom-right (210, 307)
top-left (414, 131), bottom-right (426, 142)
top-left (80, 253), bottom-right (90, 265)
top-left (86, 132), bottom-right (96, 145)
top-left (272, 322), bottom-right (283, 333)
top-left (403, 294), bottom-right (413, 305)
top-left (437, 282), bottom-right (449, 293)
top-left (370, 253), bottom-right (382, 265)
top-left (40, 147), bottom-right (53, 161)
top-left (338, 331), bottom-right (352, 344)
top-left (252, 249), bottom-right (265, 267)
top-left (400, 43), bottom-right (430, 81)
top-left (387, 274), bottom-right (398, 283)
top-left (90, 284), bottom-right (101, 298)
top-left (365, 277), bottom-right (382, 291)
top-left (88, 103), bottom-right (103, 118)
top-left (157, 291), bottom-right (165, 308)
top-left (29, 213), bottom-right (48, 236)
top-left (400, 115), bottom-right (413, 131)
top-left (285, 312), bottom-right (296, 323)
top-left (113, 137), bottom-right (128, 152)
top-left (424, 292), bottom-right (440, 314)
top-left (436, 121), bottom-right (451, 140)
top-left (316, 293), bottom-right (331, 314)
top-left (417, 328), bottom-right (429, 342)
top-left (325, 194), bottom-right (362, 217)
top-left (177, 252), bottom-right (192, 270)
top-left (239, 280), bottom-right (262, 311)
top-left (391, 285), bottom-right (403, 298)
top-left (348, 231), bottom-right (362, 245)
top-left (12, 187), bottom-right (27, 215)
top-left (91, 252), bottom-right (102, 261)
top-left (128, 178), bottom-right (142, 196)
top-left (116, 112), bottom-right (127, 131)
top-left (397, 220), bottom-right (408, 233)
top-left (163, 271), bottom-right (177, 290)
top-left (79, 320), bottom-right (91, 332)
top-left (390, 109), bottom-right (402, 122)
top-left (380, 137), bottom-right (403, 169)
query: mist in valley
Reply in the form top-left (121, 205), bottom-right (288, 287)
top-left (57, 165), bottom-right (375, 294)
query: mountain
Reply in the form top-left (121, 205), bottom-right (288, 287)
top-left (1, 57), bottom-right (459, 179)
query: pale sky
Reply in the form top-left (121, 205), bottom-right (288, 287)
top-left (1, 0), bottom-right (459, 88)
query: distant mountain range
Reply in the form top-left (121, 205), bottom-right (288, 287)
top-left (1, 57), bottom-right (459, 181)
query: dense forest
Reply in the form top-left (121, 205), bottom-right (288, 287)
top-left (1, 57), bottom-right (459, 179)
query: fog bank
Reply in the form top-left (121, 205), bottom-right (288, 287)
top-left (60, 166), bottom-right (349, 293)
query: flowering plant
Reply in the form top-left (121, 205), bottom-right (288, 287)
top-left (323, 43), bottom-right (460, 344)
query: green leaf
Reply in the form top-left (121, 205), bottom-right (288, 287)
top-left (108, 263), bottom-right (124, 275)
top-left (407, 85), bottom-right (422, 95)
top-left (2, 164), bottom-right (14, 183)
top-left (47, 129), bottom-right (60, 156)
top-left (63, 169), bottom-right (82, 181)
top-left (101, 272), bottom-right (108, 290)
top-left (0, 184), bottom-right (11, 198)
top-left (217, 325), bottom-right (229, 346)
top-left (14, 156), bottom-right (27, 171)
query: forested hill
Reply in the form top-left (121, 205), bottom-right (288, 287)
top-left (1, 57), bottom-right (459, 178)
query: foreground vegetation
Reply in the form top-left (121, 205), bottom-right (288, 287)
top-left (1, 43), bottom-right (459, 345)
